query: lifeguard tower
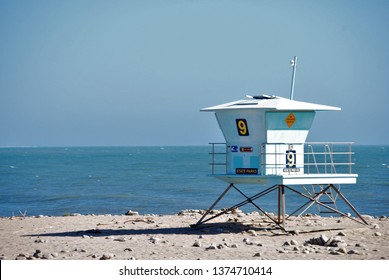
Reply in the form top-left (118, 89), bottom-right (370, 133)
top-left (193, 58), bottom-right (368, 230)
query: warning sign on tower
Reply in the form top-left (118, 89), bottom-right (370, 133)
top-left (285, 112), bottom-right (296, 128)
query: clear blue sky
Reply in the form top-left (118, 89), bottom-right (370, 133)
top-left (1, 0), bottom-right (388, 146)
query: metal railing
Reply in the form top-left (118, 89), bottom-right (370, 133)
top-left (208, 142), bottom-right (355, 176)
top-left (208, 143), bottom-right (227, 175)
top-left (260, 142), bottom-right (355, 175)
top-left (304, 142), bottom-right (354, 174)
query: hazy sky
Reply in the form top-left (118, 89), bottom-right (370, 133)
top-left (1, 0), bottom-right (388, 147)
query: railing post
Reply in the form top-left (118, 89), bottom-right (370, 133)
top-left (324, 144), bottom-right (327, 174)
top-left (211, 143), bottom-right (215, 175)
top-left (349, 143), bottom-right (352, 174)
top-left (225, 144), bottom-right (228, 174)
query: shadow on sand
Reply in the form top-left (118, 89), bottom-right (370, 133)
top-left (24, 222), bottom-right (278, 238)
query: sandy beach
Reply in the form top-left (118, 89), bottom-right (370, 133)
top-left (0, 210), bottom-right (388, 260)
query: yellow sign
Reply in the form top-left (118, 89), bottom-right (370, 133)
top-left (285, 112), bottom-right (296, 128)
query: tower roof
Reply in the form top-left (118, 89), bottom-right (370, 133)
top-left (201, 95), bottom-right (341, 112)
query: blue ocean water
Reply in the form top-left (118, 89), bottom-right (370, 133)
top-left (0, 146), bottom-right (388, 217)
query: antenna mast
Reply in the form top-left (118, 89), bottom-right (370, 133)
top-left (290, 56), bottom-right (297, 100)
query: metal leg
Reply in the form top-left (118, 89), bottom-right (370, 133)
top-left (192, 183), bottom-right (284, 230)
top-left (232, 185), bottom-right (285, 231)
top-left (329, 184), bottom-right (368, 225)
top-left (284, 185), bottom-right (368, 225)
top-left (281, 185), bottom-right (285, 228)
top-left (287, 184), bottom-right (332, 219)
top-left (192, 183), bottom-right (234, 227)
top-left (191, 182), bottom-right (368, 231)
top-left (278, 186), bottom-right (281, 223)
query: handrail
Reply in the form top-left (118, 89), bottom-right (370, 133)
top-left (208, 142), bottom-right (355, 176)
top-left (208, 143), bottom-right (227, 175)
top-left (261, 142), bottom-right (355, 175)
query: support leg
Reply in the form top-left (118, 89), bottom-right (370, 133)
top-left (281, 185), bottom-right (285, 228)
top-left (284, 185), bottom-right (368, 225)
top-left (329, 184), bottom-right (368, 225)
top-left (191, 183), bottom-right (234, 227)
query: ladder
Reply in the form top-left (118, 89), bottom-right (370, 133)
top-left (307, 144), bottom-right (340, 214)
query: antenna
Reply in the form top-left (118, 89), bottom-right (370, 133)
top-left (289, 56), bottom-right (297, 100)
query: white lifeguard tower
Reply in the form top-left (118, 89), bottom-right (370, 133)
top-left (193, 58), bottom-right (367, 230)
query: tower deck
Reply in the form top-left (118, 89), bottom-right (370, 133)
top-left (214, 173), bottom-right (358, 185)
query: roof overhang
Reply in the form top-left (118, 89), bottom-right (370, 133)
top-left (201, 95), bottom-right (341, 112)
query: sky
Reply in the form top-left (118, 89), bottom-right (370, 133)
top-left (0, 0), bottom-right (388, 147)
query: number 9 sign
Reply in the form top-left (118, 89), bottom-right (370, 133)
top-left (286, 147), bottom-right (296, 168)
top-left (236, 119), bottom-right (249, 136)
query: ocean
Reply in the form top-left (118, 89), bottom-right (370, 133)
top-left (0, 145), bottom-right (388, 217)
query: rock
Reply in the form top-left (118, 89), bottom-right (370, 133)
top-left (192, 241), bottom-right (201, 247)
top-left (100, 253), bottom-right (114, 260)
top-left (333, 236), bottom-right (343, 242)
top-left (293, 246), bottom-right (300, 251)
top-left (337, 231), bottom-right (346, 236)
top-left (149, 237), bottom-right (160, 244)
top-left (329, 251), bottom-right (341, 255)
top-left (217, 244), bottom-right (225, 249)
top-left (33, 250), bottom-right (43, 259)
top-left (373, 224), bottom-right (380, 229)
top-left (206, 244), bottom-right (217, 250)
top-left (283, 241), bottom-right (291, 246)
top-left (253, 252), bottom-right (262, 257)
top-left (324, 237), bottom-right (334, 246)
top-left (361, 214), bottom-right (374, 220)
top-left (178, 209), bottom-right (202, 215)
top-left (336, 242), bottom-right (348, 248)
top-left (348, 250), bottom-right (361, 255)
top-left (247, 230), bottom-right (257, 236)
top-left (34, 239), bottom-right (46, 243)
top-left (114, 237), bottom-right (126, 242)
top-left (42, 253), bottom-right (53, 259)
top-left (15, 253), bottom-right (29, 260)
top-left (125, 210), bottom-right (139, 216)
top-left (374, 232), bottom-right (382, 236)
top-left (290, 240), bottom-right (299, 246)
top-left (230, 244), bottom-right (238, 248)
top-left (243, 238), bottom-right (250, 244)
top-left (337, 247), bottom-right (348, 254)
top-left (320, 234), bottom-right (330, 245)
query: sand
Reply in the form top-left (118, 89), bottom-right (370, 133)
top-left (0, 210), bottom-right (388, 260)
